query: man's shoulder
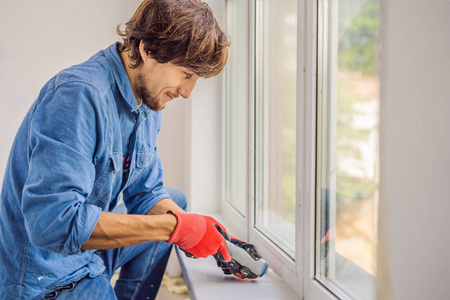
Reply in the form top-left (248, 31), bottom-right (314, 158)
top-left (54, 49), bottom-right (113, 96)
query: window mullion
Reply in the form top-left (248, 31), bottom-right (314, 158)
top-left (247, 0), bottom-right (256, 241)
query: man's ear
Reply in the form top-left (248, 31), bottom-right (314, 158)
top-left (139, 40), bottom-right (151, 63)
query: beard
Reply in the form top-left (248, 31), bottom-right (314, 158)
top-left (135, 73), bottom-right (165, 111)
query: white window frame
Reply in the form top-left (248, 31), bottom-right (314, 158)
top-left (314, 0), bottom-right (379, 298)
top-left (221, 1), bottom-right (351, 299)
top-left (300, 1), bottom-right (340, 299)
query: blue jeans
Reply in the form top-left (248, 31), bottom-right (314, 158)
top-left (46, 188), bottom-right (187, 300)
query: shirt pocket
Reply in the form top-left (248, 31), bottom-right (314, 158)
top-left (126, 149), bottom-right (154, 186)
top-left (136, 149), bottom-right (154, 169)
top-left (87, 153), bottom-right (123, 204)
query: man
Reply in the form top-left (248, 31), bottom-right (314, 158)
top-left (0, 0), bottom-right (261, 299)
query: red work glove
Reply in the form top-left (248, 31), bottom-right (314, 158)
top-left (214, 234), bottom-right (262, 279)
top-left (166, 211), bottom-right (232, 262)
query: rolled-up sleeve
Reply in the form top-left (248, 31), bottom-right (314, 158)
top-left (22, 81), bottom-right (103, 256)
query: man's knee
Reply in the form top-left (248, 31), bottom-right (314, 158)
top-left (166, 188), bottom-right (188, 212)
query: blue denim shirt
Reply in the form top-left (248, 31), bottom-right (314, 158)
top-left (0, 43), bottom-right (170, 299)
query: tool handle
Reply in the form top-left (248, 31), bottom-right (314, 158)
top-left (225, 240), bottom-right (269, 277)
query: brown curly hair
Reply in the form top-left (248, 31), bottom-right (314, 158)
top-left (117, 0), bottom-right (230, 78)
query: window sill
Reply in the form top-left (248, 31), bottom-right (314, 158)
top-left (175, 213), bottom-right (299, 300)
top-left (176, 246), bottom-right (298, 300)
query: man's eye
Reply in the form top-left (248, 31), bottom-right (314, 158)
top-left (184, 72), bottom-right (192, 79)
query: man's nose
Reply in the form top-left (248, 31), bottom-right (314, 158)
top-left (178, 79), bottom-right (198, 99)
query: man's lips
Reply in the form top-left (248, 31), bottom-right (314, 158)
top-left (166, 92), bottom-right (179, 100)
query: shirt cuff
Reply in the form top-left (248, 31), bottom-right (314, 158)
top-left (136, 192), bottom-right (171, 215)
top-left (61, 204), bottom-right (102, 256)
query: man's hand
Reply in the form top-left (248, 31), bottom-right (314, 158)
top-left (166, 211), bottom-right (232, 261)
top-left (214, 235), bottom-right (262, 279)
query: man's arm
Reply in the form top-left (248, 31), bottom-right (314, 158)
top-left (81, 198), bottom-right (181, 251)
top-left (146, 198), bottom-right (185, 215)
top-left (82, 197), bottom-right (232, 262)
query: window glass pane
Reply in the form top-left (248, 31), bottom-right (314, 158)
top-left (255, 0), bottom-right (297, 256)
top-left (225, 0), bottom-right (248, 215)
top-left (316, 1), bottom-right (380, 299)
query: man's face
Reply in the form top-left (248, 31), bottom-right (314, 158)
top-left (135, 57), bottom-right (200, 111)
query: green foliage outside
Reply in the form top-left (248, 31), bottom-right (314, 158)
top-left (279, 1), bottom-right (380, 222)
top-left (336, 1), bottom-right (380, 202)
top-left (279, 1), bottom-right (380, 224)
top-left (338, 1), bottom-right (380, 75)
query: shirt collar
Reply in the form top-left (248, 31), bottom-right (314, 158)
top-left (105, 42), bottom-right (140, 112)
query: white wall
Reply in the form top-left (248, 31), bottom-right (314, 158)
top-left (0, 0), bottom-right (140, 184)
top-left (189, 75), bottom-right (224, 214)
top-left (180, 0), bottom-right (226, 214)
top-left (158, 99), bottom-right (192, 204)
top-left (154, 0), bottom-right (225, 213)
top-left (378, 1), bottom-right (450, 299)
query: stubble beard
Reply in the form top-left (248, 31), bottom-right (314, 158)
top-left (135, 73), bottom-right (165, 111)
